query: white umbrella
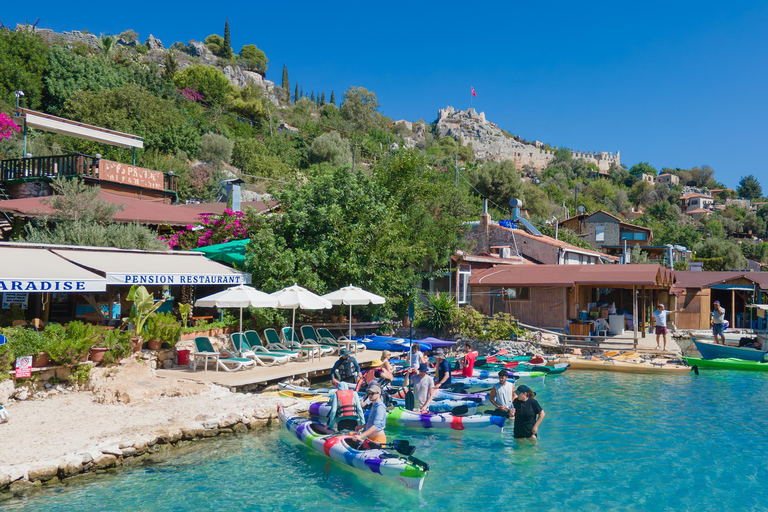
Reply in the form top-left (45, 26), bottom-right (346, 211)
top-left (322, 285), bottom-right (386, 340)
top-left (195, 285), bottom-right (278, 335)
top-left (270, 284), bottom-right (333, 343)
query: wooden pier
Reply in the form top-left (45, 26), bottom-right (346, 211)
top-left (155, 349), bottom-right (383, 391)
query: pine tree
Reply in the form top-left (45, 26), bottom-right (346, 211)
top-left (320, 92), bottom-right (325, 106)
top-left (222, 20), bottom-right (233, 59)
top-left (330, 90), bottom-right (335, 105)
top-left (294, 83), bottom-right (299, 103)
top-left (300, 86), bottom-right (303, 99)
top-left (282, 66), bottom-right (289, 91)
top-left (310, 91), bottom-right (315, 103)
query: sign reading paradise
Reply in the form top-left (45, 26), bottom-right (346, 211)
top-left (109, 274), bottom-right (245, 285)
top-left (0, 280), bottom-right (105, 293)
top-left (99, 159), bottom-right (164, 190)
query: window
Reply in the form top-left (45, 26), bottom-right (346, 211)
top-left (596, 225), bottom-right (605, 242)
top-left (621, 232), bottom-right (647, 241)
top-left (505, 287), bottom-right (530, 301)
top-left (457, 264), bottom-right (471, 304)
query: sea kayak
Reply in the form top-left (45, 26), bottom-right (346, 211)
top-left (550, 356), bottom-right (691, 374)
top-left (356, 336), bottom-right (433, 352)
top-left (683, 357), bottom-right (768, 371)
top-left (309, 399), bottom-right (478, 416)
top-left (386, 407), bottom-right (505, 432)
top-left (387, 387), bottom-right (489, 405)
top-left (278, 405), bottom-right (429, 490)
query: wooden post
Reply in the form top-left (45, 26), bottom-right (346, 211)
top-left (641, 286), bottom-right (646, 338)
top-left (731, 289), bottom-right (736, 328)
top-left (633, 285), bottom-right (638, 349)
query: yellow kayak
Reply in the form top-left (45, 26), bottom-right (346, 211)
top-left (274, 390), bottom-right (330, 402)
top-left (550, 356), bottom-right (691, 374)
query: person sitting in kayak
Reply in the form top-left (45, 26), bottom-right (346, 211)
top-left (354, 384), bottom-right (387, 446)
top-left (327, 381), bottom-right (365, 432)
top-left (460, 342), bottom-right (478, 378)
top-left (357, 358), bottom-right (394, 391)
top-left (433, 349), bottom-right (451, 389)
top-left (489, 369), bottom-right (515, 419)
top-left (409, 343), bottom-right (422, 373)
top-left (402, 363), bottom-right (435, 413)
top-left (512, 385), bottom-right (545, 442)
top-left (331, 348), bottom-right (361, 387)
top-left (379, 351), bottom-right (396, 383)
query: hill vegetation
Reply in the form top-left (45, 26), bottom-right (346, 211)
top-left (0, 22), bottom-right (766, 291)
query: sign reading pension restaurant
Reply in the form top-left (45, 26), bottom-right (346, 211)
top-left (99, 160), bottom-right (164, 190)
top-left (108, 273), bottom-right (245, 285)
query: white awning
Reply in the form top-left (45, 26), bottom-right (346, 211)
top-left (17, 108), bottom-right (144, 149)
top-left (51, 248), bottom-right (249, 286)
top-left (0, 246), bottom-right (106, 293)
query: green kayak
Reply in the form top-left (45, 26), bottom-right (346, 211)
top-left (684, 357), bottom-right (768, 371)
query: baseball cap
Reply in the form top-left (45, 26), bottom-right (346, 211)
top-left (516, 384), bottom-right (532, 394)
top-left (367, 384), bottom-right (382, 395)
top-left (433, 349), bottom-right (445, 358)
top-left (418, 363), bottom-right (429, 372)
top-left (713, 301), bottom-right (720, 305)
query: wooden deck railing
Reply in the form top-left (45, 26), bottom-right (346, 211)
top-left (0, 153), bottom-right (177, 193)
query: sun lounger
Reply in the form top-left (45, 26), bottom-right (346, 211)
top-left (231, 333), bottom-right (289, 366)
top-left (283, 326), bottom-right (333, 356)
top-left (244, 330), bottom-right (300, 360)
top-left (315, 327), bottom-right (366, 352)
top-left (264, 328), bottom-right (317, 360)
top-left (302, 325), bottom-right (365, 353)
top-left (192, 336), bottom-right (255, 372)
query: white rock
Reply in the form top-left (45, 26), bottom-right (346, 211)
top-left (100, 445), bottom-right (123, 457)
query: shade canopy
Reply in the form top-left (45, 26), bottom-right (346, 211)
top-left (0, 246), bottom-right (106, 293)
top-left (322, 285), bottom-right (386, 306)
top-left (194, 285), bottom-right (277, 308)
top-left (190, 239), bottom-right (249, 266)
top-left (270, 284), bottom-right (332, 310)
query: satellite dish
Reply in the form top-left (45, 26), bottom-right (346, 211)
top-left (509, 198), bottom-right (523, 208)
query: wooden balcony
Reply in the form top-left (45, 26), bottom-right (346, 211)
top-left (0, 153), bottom-right (177, 194)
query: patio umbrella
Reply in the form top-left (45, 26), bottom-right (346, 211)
top-left (270, 284), bottom-right (332, 343)
top-left (322, 285), bottom-right (386, 340)
top-left (190, 239), bottom-right (249, 266)
top-left (194, 285), bottom-right (278, 335)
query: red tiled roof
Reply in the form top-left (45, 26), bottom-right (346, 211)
top-left (0, 191), bottom-right (240, 227)
top-left (176, 201), bottom-right (277, 215)
top-left (673, 271), bottom-right (768, 290)
top-left (680, 193), bottom-right (712, 200)
top-left (470, 264), bottom-right (672, 287)
top-left (494, 224), bottom-right (616, 260)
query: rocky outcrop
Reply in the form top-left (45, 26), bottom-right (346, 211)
top-left (435, 106), bottom-right (620, 171)
top-left (145, 35), bottom-right (164, 51)
top-left (187, 40), bottom-right (215, 62)
top-left (222, 65), bottom-right (279, 106)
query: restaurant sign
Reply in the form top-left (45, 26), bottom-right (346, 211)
top-left (108, 273), bottom-right (245, 286)
top-left (99, 159), bottom-right (164, 190)
top-left (0, 280), bottom-right (106, 293)
top-left (2, 292), bottom-right (28, 309)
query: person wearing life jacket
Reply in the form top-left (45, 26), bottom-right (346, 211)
top-left (460, 342), bottom-right (478, 378)
top-left (356, 358), bottom-right (394, 391)
top-left (327, 381), bottom-right (365, 431)
top-left (331, 348), bottom-right (361, 387)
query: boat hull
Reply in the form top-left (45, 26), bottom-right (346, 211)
top-left (386, 407), bottom-right (504, 432)
top-left (693, 340), bottom-right (768, 362)
top-left (278, 406), bottom-right (427, 490)
top-left (684, 357), bottom-right (768, 371)
top-left (552, 356), bottom-right (692, 374)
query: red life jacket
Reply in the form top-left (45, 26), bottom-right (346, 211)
top-left (336, 389), bottom-right (357, 419)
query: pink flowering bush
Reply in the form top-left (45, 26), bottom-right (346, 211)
top-left (178, 88), bottom-right (204, 103)
top-left (160, 209), bottom-right (250, 249)
top-left (0, 113), bottom-right (21, 140)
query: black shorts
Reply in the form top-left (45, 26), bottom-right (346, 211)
top-left (337, 418), bottom-right (358, 431)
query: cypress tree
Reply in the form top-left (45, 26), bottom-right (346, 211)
top-left (310, 91), bottom-right (315, 103)
top-left (320, 92), bottom-right (325, 106)
top-left (282, 66), bottom-right (289, 92)
top-left (294, 83), bottom-right (299, 103)
top-left (223, 20), bottom-right (233, 59)
top-left (316, 95), bottom-right (320, 107)
top-left (300, 86), bottom-right (303, 99)
top-left (330, 90), bottom-right (335, 105)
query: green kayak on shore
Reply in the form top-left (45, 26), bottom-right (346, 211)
top-left (683, 357), bottom-right (768, 371)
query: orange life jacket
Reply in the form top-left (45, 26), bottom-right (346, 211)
top-left (336, 389), bottom-right (357, 419)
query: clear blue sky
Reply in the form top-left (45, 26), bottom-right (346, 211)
top-left (6, 1), bottom-right (768, 188)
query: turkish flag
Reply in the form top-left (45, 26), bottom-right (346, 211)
top-left (471, 86), bottom-right (477, 97)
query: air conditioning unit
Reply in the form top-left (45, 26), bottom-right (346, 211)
top-left (500, 247), bottom-right (512, 259)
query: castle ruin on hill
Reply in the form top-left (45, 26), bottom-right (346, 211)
top-left (435, 106), bottom-right (620, 172)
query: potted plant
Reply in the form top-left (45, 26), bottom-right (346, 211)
top-left (179, 303), bottom-right (192, 329)
top-left (6, 326), bottom-right (48, 368)
top-left (93, 329), bottom-right (132, 366)
top-left (125, 285), bottom-right (166, 350)
top-left (145, 312), bottom-right (181, 350)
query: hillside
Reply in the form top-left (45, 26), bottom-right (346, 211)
top-left (0, 22), bottom-right (766, 273)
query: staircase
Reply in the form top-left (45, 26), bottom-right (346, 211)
top-left (0, 183), bottom-right (14, 238)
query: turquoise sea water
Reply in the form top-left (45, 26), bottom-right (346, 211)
top-left (3, 369), bottom-right (768, 512)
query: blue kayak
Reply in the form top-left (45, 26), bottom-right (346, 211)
top-left (355, 336), bottom-right (432, 352)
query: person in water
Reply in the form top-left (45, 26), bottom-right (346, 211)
top-left (460, 342), bottom-right (478, 378)
top-left (402, 363), bottom-right (435, 413)
top-left (354, 384), bottom-right (387, 445)
top-left (488, 369), bottom-right (515, 418)
top-left (331, 348), bottom-right (361, 387)
top-left (433, 349), bottom-right (452, 389)
top-left (327, 381), bottom-right (365, 431)
top-left (512, 384), bottom-right (545, 442)
top-left (357, 358), bottom-right (394, 390)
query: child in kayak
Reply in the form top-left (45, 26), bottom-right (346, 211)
top-left (512, 385), bottom-right (545, 442)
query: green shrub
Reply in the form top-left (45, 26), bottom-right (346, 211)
top-left (198, 132), bottom-right (233, 165)
top-left (100, 330), bottom-right (132, 365)
top-left (4, 326), bottom-right (45, 359)
top-left (145, 312), bottom-right (181, 344)
top-left (449, 307), bottom-right (524, 342)
top-left (422, 293), bottom-right (456, 336)
top-left (69, 364), bottom-right (91, 386)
